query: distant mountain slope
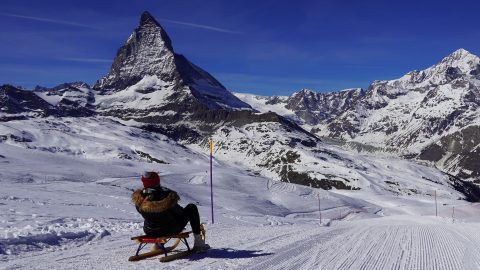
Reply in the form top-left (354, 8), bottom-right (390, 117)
top-left (2, 117), bottom-right (475, 199)
top-left (235, 88), bottom-right (364, 130)
top-left (34, 82), bottom-right (95, 117)
top-left (0, 84), bottom-right (56, 120)
top-left (235, 49), bottom-right (480, 183)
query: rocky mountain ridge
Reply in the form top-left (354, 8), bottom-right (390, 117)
top-left (0, 12), bottom-right (335, 192)
top-left (1, 11), bottom-right (479, 195)
top-left (235, 48), bottom-right (480, 182)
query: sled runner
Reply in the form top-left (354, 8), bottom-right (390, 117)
top-left (128, 224), bottom-right (206, 262)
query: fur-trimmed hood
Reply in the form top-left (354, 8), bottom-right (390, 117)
top-left (132, 188), bottom-right (179, 213)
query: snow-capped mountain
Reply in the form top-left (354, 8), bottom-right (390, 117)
top-left (337, 49), bottom-right (480, 148)
top-left (0, 12), bottom-right (366, 194)
top-left (236, 88), bottom-right (364, 128)
top-left (94, 11), bottom-right (250, 111)
top-left (1, 82), bottom-right (96, 120)
top-left (0, 84), bottom-right (56, 120)
top-left (34, 82), bottom-right (95, 117)
top-left (1, 11), bottom-right (478, 197)
top-left (235, 49), bottom-right (480, 182)
top-left (89, 11), bottom-right (275, 142)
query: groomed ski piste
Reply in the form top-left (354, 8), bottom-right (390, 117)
top-left (2, 118), bottom-right (480, 269)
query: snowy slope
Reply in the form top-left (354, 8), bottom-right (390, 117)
top-left (95, 75), bottom-right (183, 112)
top-left (0, 117), bottom-right (465, 197)
top-left (34, 82), bottom-right (93, 107)
top-left (196, 121), bottom-right (464, 197)
top-left (234, 93), bottom-right (294, 117)
top-left (2, 118), bottom-right (480, 269)
top-left (2, 9), bottom-right (480, 269)
top-left (5, 215), bottom-right (480, 270)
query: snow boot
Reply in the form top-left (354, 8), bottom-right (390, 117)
top-left (193, 233), bottom-right (210, 253)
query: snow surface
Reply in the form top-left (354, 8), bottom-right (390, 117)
top-left (2, 117), bottom-right (480, 269)
top-left (200, 122), bottom-right (462, 197)
top-left (234, 93), bottom-right (293, 116)
top-left (95, 75), bottom-right (181, 111)
top-left (35, 86), bottom-right (92, 107)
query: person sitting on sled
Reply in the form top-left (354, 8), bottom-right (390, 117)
top-left (132, 171), bottom-right (210, 252)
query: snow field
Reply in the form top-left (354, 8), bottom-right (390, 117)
top-left (4, 218), bottom-right (480, 270)
top-left (2, 117), bottom-right (480, 269)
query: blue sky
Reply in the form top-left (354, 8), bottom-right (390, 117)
top-left (1, 0), bottom-right (480, 95)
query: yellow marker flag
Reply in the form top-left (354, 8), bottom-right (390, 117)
top-left (209, 138), bottom-right (213, 154)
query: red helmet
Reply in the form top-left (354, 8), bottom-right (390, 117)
top-left (141, 171), bottom-right (160, 188)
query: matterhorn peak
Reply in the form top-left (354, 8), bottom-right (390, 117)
top-left (137, 11), bottom-right (172, 49)
top-left (136, 11), bottom-right (173, 52)
top-left (93, 11), bottom-right (176, 90)
top-left (93, 11), bottom-right (251, 109)
top-left (140, 11), bottom-right (161, 27)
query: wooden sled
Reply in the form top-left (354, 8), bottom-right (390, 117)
top-left (128, 224), bottom-right (206, 262)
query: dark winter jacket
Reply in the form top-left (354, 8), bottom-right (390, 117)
top-left (132, 187), bottom-right (186, 236)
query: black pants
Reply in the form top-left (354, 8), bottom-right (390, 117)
top-left (181, 204), bottom-right (201, 234)
top-left (145, 204), bottom-right (201, 237)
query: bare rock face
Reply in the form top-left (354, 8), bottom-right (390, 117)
top-left (285, 88), bottom-right (364, 125)
top-left (94, 11), bottom-right (177, 90)
top-left (419, 125), bottom-right (480, 181)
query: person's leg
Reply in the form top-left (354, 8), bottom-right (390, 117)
top-left (182, 204), bottom-right (201, 234)
top-left (181, 204), bottom-right (209, 251)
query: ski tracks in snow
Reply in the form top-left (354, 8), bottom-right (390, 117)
top-left (236, 222), bottom-right (480, 270)
top-left (4, 221), bottom-right (480, 270)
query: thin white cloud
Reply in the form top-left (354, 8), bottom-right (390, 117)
top-left (1, 12), bottom-right (98, 29)
top-left (61, 58), bottom-right (112, 63)
top-left (160, 18), bottom-right (240, 34)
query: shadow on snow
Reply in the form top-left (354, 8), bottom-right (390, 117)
top-left (188, 248), bottom-right (273, 260)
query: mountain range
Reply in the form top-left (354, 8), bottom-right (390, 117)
top-left (1, 11), bottom-right (479, 200)
top-left (235, 48), bottom-right (480, 183)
